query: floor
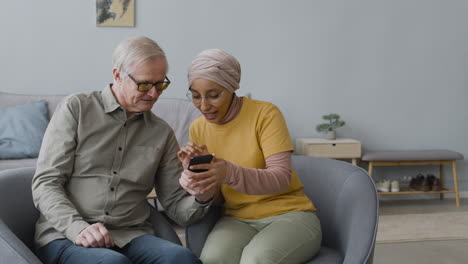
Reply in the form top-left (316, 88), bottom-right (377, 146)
top-left (374, 198), bottom-right (468, 264)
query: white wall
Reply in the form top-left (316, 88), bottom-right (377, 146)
top-left (1, 0), bottom-right (467, 191)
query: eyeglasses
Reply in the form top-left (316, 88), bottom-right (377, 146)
top-left (127, 74), bottom-right (171, 92)
top-left (186, 89), bottom-right (226, 104)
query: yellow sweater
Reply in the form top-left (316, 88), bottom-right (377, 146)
top-left (190, 98), bottom-right (315, 220)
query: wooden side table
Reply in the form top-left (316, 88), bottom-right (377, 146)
top-left (296, 138), bottom-right (362, 165)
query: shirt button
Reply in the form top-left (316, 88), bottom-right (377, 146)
top-left (118, 147), bottom-right (122, 151)
top-left (113, 171), bottom-right (117, 175)
top-left (105, 211), bottom-right (109, 215)
top-left (110, 187), bottom-right (115, 191)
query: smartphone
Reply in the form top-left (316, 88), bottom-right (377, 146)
top-left (188, 154), bottom-right (214, 173)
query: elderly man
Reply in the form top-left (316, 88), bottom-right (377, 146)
top-left (32, 36), bottom-right (208, 264)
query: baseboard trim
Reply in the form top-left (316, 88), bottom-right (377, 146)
top-left (379, 191), bottom-right (468, 201)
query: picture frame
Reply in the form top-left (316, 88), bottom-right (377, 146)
top-left (96, 0), bottom-right (135, 27)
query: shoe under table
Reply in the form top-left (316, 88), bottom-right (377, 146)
top-left (362, 149), bottom-right (464, 207)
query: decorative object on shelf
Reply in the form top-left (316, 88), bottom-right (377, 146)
top-left (96, 0), bottom-right (135, 27)
top-left (315, 113), bottom-right (346, 140)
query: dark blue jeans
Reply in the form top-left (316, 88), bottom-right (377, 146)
top-left (36, 234), bottom-right (201, 264)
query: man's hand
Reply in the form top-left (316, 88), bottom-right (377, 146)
top-left (179, 171), bottom-right (201, 195)
top-left (177, 142), bottom-right (209, 167)
top-left (75, 223), bottom-right (114, 248)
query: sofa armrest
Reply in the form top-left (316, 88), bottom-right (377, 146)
top-left (0, 167), bottom-right (39, 251)
top-left (292, 155), bottom-right (378, 264)
top-left (149, 204), bottom-right (182, 246)
top-left (185, 206), bottom-right (221, 257)
top-left (333, 169), bottom-right (378, 264)
top-left (0, 219), bottom-right (42, 264)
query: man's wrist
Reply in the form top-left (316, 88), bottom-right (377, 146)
top-left (195, 196), bottom-right (213, 204)
top-left (65, 220), bottom-right (90, 243)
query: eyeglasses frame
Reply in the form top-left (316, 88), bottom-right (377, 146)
top-left (186, 88), bottom-right (227, 104)
top-left (127, 73), bottom-right (171, 92)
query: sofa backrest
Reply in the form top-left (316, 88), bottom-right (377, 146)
top-left (152, 98), bottom-right (201, 147)
top-left (0, 91), bottom-right (65, 120)
top-left (0, 91), bottom-right (201, 147)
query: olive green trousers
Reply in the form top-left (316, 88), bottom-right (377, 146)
top-left (200, 211), bottom-right (322, 264)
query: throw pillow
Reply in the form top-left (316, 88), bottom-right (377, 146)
top-left (0, 100), bottom-right (49, 159)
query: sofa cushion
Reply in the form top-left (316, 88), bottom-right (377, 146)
top-left (0, 101), bottom-right (49, 159)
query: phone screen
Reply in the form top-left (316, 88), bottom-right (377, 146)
top-left (188, 154), bottom-right (214, 173)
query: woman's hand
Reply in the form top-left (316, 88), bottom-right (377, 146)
top-left (178, 155), bottom-right (226, 202)
top-left (187, 156), bottom-right (227, 195)
top-left (177, 142), bottom-right (209, 167)
top-left (180, 170), bottom-right (216, 202)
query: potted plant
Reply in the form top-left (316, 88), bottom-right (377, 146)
top-left (316, 113), bottom-right (346, 140)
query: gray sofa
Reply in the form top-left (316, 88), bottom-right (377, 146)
top-left (0, 91), bottom-right (201, 171)
top-left (0, 91), bottom-right (378, 263)
top-left (0, 156), bottom-right (379, 264)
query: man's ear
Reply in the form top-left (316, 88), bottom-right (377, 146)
top-left (112, 68), bottom-right (121, 83)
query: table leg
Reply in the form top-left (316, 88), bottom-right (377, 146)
top-left (452, 161), bottom-right (460, 208)
top-left (439, 164), bottom-right (444, 200)
top-left (368, 162), bottom-right (373, 177)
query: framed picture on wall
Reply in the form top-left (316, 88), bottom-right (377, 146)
top-left (96, 0), bottom-right (135, 27)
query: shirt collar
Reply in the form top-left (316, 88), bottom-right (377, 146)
top-left (102, 84), bottom-right (151, 120)
top-left (102, 84), bottom-right (122, 113)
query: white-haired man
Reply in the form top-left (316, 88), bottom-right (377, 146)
top-left (32, 36), bottom-right (207, 264)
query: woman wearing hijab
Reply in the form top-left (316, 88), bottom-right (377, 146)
top-left (177, 49), bottom-right (322, 264)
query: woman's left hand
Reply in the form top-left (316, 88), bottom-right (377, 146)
top-left (186, 155), bottom-right (227, 197)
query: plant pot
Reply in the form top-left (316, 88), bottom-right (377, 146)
top-left (326, 130), bottom-right (336, 140)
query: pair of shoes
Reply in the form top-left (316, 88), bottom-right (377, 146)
top-left (376, 180), bottom-right (399, 192)
top-left (409, 174), bottom-right (430, 191)
top-left (427, 174), bottom-right (442, 191)
top-left (376, 180), bottom-right (390, 192)
top-left (409, 174), bottom-right (441, 191)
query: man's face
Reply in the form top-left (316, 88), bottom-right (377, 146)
top-left (113, 57), bottom-right (167, 115)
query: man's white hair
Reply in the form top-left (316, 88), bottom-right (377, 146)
top-left (112, 36), bottom-right (167, 75)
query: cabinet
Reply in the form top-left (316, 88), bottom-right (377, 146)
top-left (296, 138), bottom-right (361, 166)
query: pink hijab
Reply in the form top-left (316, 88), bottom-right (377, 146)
top-left (188, 49), bottom-right (241, 93)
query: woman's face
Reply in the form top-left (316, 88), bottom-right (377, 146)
top-left (189, 79), bottom-right (232, 124)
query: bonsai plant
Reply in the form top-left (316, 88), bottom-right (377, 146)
top-left (316, 113), bottom-right (346, 140)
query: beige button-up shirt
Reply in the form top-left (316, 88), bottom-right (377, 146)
top-left (32, 86), bottom-right (209, 249)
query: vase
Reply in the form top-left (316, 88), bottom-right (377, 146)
top-left (326, 130), bottom-right (336, 140)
